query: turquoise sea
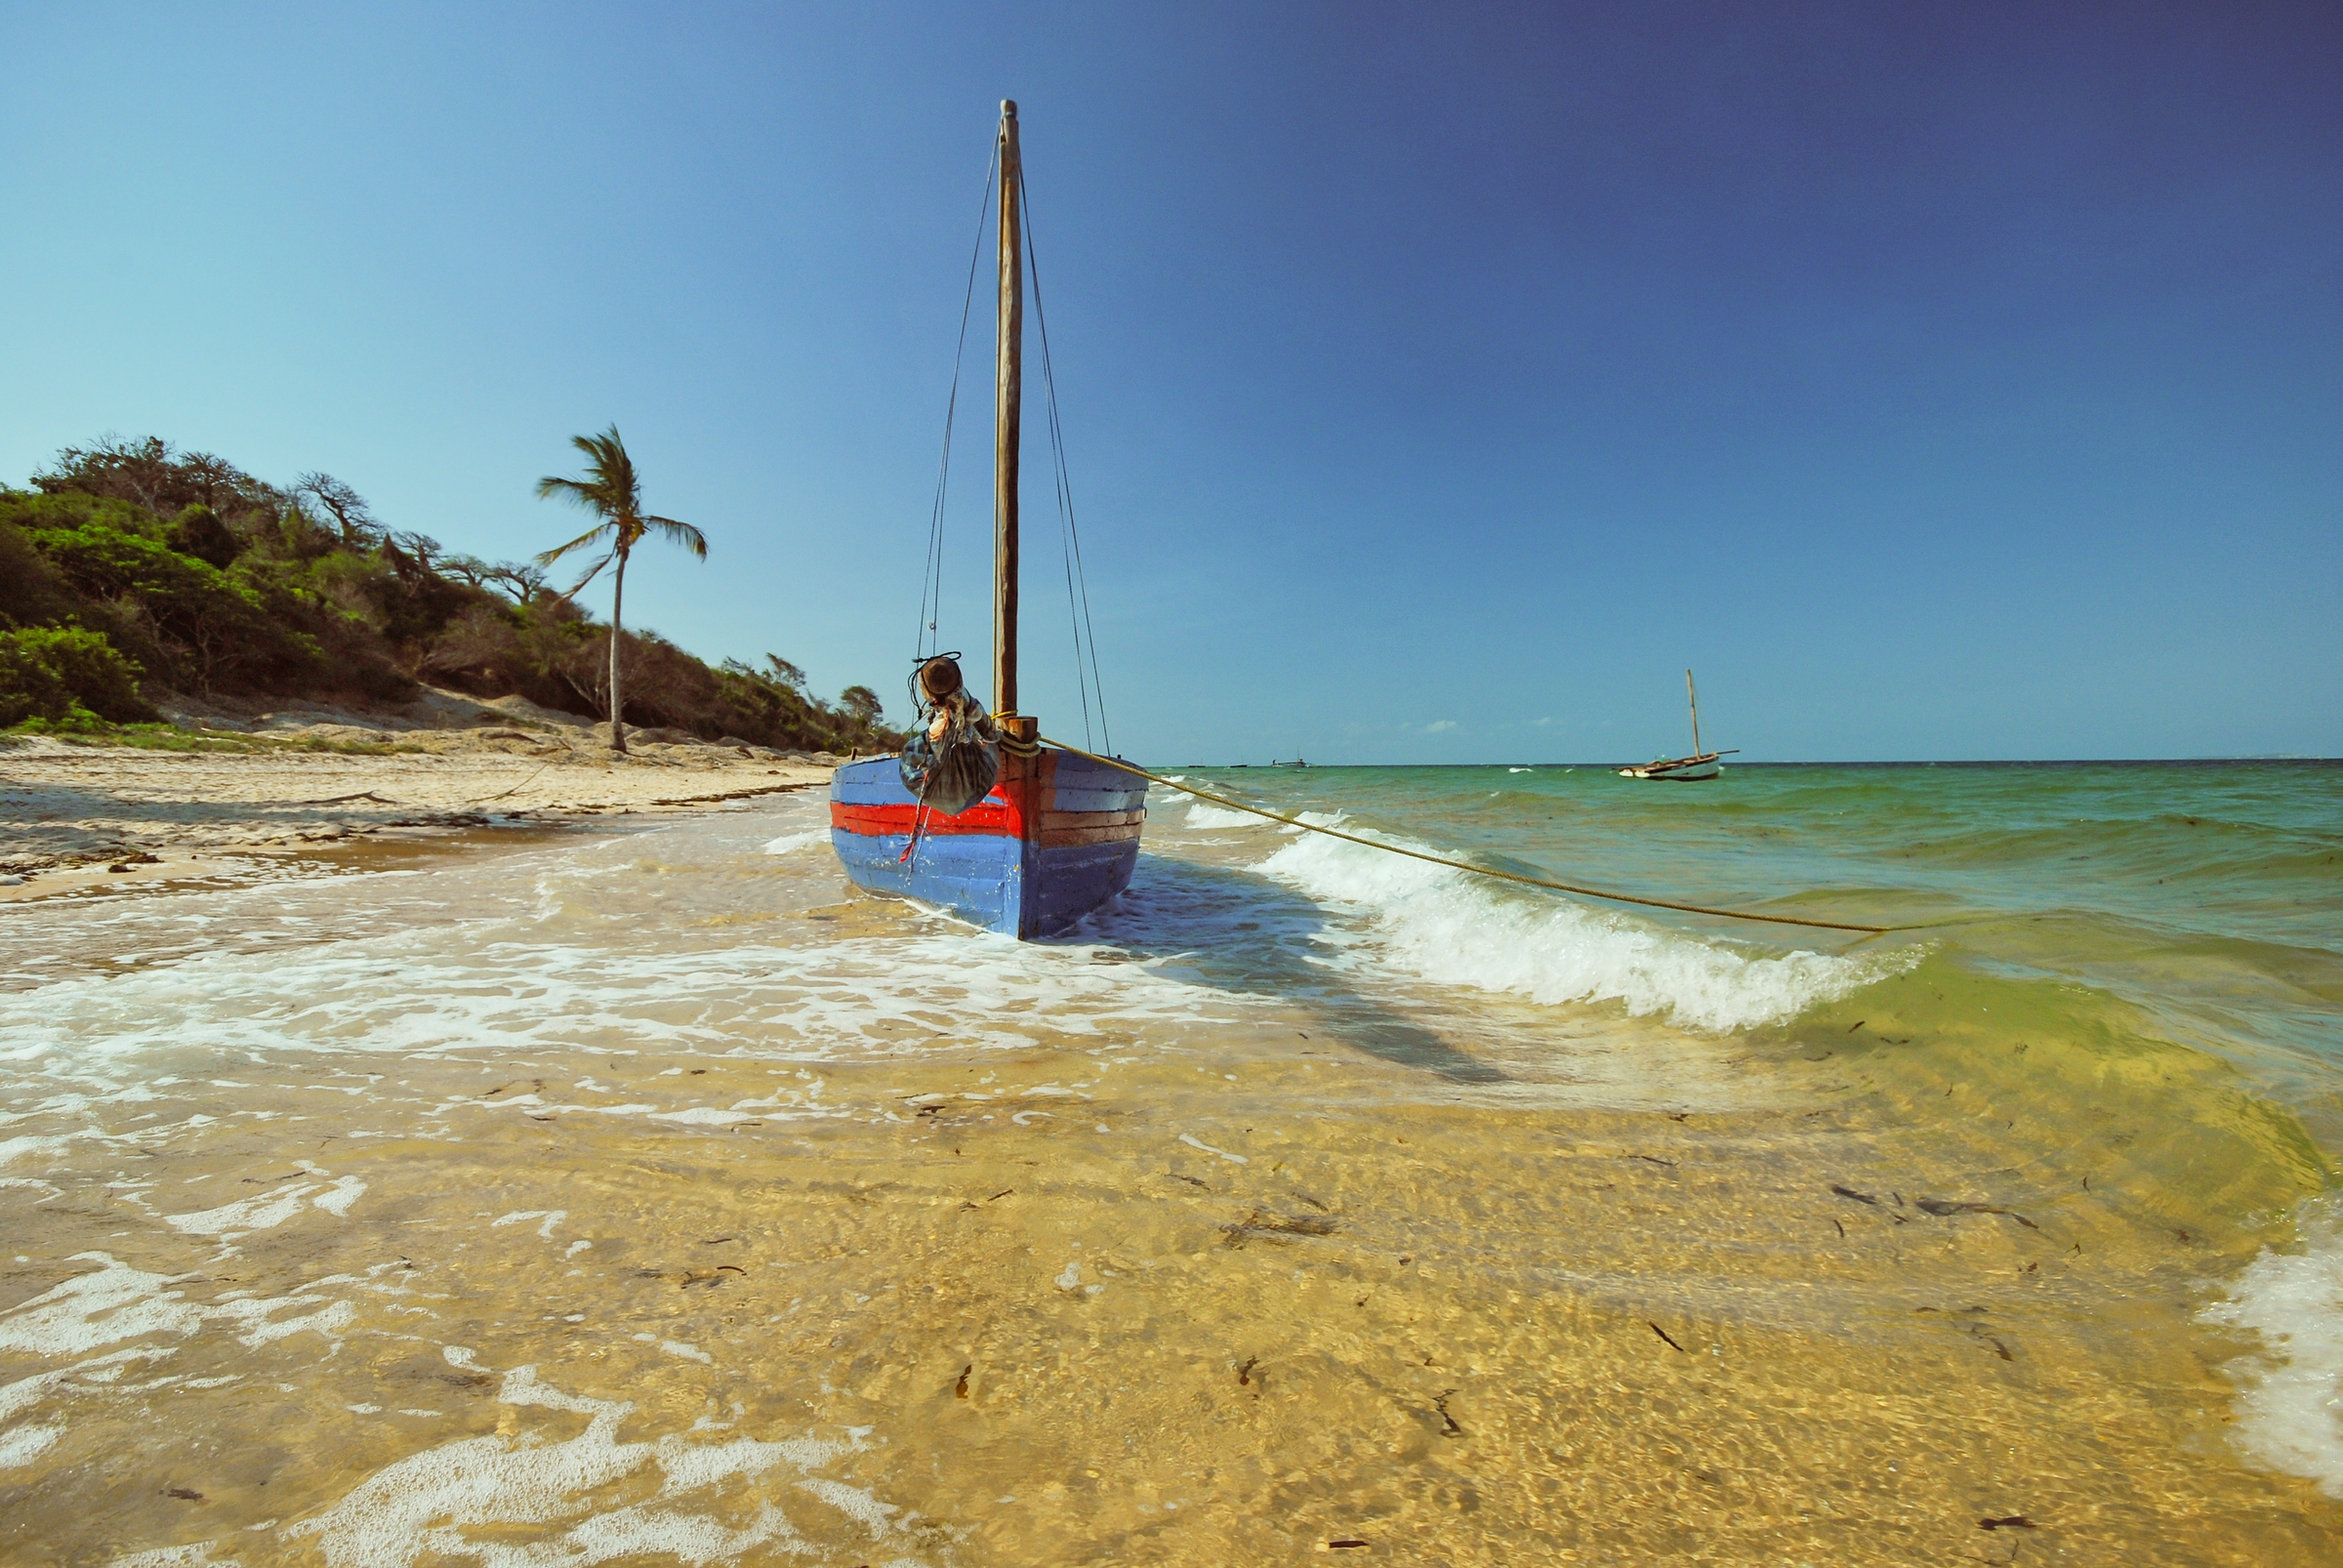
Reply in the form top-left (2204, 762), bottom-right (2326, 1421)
top-left (1171, 759), bottom-right (2343, 1119)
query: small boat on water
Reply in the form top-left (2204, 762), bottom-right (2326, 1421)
top-left (1620, 669), bottom-right (1738, 781)
top-left (829, 103), bottom-right (1146, 937)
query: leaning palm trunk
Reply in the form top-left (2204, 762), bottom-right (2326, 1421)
top-left (532, 425), bottom-right (705, 758)
top-left (608, 547), bottom-right (629, 752)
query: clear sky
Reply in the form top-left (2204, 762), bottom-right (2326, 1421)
top-left (3, 2), bottom-right (2336, 763)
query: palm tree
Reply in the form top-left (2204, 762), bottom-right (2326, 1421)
top-left (535, 426), bottom-right (707, 753)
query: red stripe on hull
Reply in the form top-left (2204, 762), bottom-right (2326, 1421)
top-left (829, 754), bottom-right (1146, 847)
top-left (830, 751), bottom-right (1049, 840)
top-left (831, 801), bottom-right (1019, 838)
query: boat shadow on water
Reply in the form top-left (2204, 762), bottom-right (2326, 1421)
top-left (1043, 849), bottom-right (1512, 1086)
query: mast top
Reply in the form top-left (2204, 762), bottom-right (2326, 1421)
top-left (1002, 99), bottom-right (1017, 118)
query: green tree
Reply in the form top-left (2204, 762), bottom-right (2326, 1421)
top-left (533, 427), bottom-right (707, 753)
top-left (168, 504), bottom-right (241, 569)
top-left (0, 627), bottom-right (155, 726)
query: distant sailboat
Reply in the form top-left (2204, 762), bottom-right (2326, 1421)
top-left (1620, 670), bottom-right (1737, 781)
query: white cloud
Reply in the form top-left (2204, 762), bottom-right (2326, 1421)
top-left (1423, 720), bottom-right (1458, 733)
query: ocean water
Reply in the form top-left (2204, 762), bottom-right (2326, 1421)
top-left (2, 760), bottom-right (2338, 1563)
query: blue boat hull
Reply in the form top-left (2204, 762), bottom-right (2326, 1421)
top-left (829, 748), bottom-right (1145, 937)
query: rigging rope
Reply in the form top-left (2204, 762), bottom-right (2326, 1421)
top-left (913, 145), bottom-right (1000, 667)
top-left (1018, 165), bottom-right (1113, 756)
top-left (1039, 737), bottom-right (1988, 939)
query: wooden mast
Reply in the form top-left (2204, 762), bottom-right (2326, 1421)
top-left (1686, 669), bottom-right (1702, 758)
top-left (993, 100), bottom-right (1023, 722)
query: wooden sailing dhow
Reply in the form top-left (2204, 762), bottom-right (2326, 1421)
top-left (828, 102), bottom-right (1147, 936)
top-left (1619, 669), bottom-right (1738, 781)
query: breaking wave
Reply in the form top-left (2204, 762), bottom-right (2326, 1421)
top-left (2200, 1195), bottom-right (2343, 1498)
top-left (1180, 801), bottom-right (1257, 831)
top-left (1254, 818), bottom-right (1908, 1032)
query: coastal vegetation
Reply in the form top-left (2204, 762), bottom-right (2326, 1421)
top-left (0, 436), bottom-right (899, 753)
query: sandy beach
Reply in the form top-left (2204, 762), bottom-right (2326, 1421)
top-left (0, 688), bottom-right (841, 902)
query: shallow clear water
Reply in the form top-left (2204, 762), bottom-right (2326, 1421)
top-left (2, 761), bottom-right (2338, 1564)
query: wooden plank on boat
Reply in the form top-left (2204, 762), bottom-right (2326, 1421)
top-left (1040, 822), bottom-right (1148, 847)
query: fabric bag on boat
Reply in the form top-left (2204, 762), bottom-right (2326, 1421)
top-left (899, 721), bottom-right (1000, 815)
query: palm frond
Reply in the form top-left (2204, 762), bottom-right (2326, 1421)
top-left (536, 474), bottom-right (602, 507)
top-left (534, 519), bottom-right (616, 565)
top-left (645, 514), bottom-right (708, 559)
top-left (550, 551), bottom-right (615, 602)
top-left (536, 426), bottom-right (699, 577)
top-left (569, 428), bottom-right (641, 512)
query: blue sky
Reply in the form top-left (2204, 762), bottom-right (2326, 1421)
top-left (3, 2), bottom-right (2336, 762)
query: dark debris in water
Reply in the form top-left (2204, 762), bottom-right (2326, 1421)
top-left (1979, 1515), bottom-right (2036, 1530)
top-left (1916, 1199), bottom-right (2040, 1229)
top-left (1831, 1184), bottom-right (1880, 1206)
top-left (1221, 1209), bottom-right (1340, 1247)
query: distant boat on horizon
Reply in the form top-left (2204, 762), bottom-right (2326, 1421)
top-left (1620, 670), bottom-right (1738, 782)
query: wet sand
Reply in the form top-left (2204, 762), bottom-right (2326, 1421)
top-left (2, 797), bottom-right (2337, 1565)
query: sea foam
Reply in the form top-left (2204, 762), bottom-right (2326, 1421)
top-left (759, 831), bottom-right (830, 856)
top-left (282, 1362), bottom-right (919, 1568)
top-left (2200, 1195), bottom-right (2343, 1497)
top-left (0, 1254), bottom-right (352, 1357)
top-left (1254, 818), bottom-right (1902, 1032)
top-left (0, 907), bottom-right (1246, 1072)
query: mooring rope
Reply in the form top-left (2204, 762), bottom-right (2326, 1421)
top-left (1040, 738), bottom-right (1985, 938)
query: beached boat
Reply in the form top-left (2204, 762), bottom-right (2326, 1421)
top-left (829, 103), bottom-right (1146, 937)
top-left (1619, 670), bottom-right (1738, 781)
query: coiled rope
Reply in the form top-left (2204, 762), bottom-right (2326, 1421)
top-left (994, 718), bottom-right (1044, 759)
top-left (1041, 738), bottom-right (1980, 938)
